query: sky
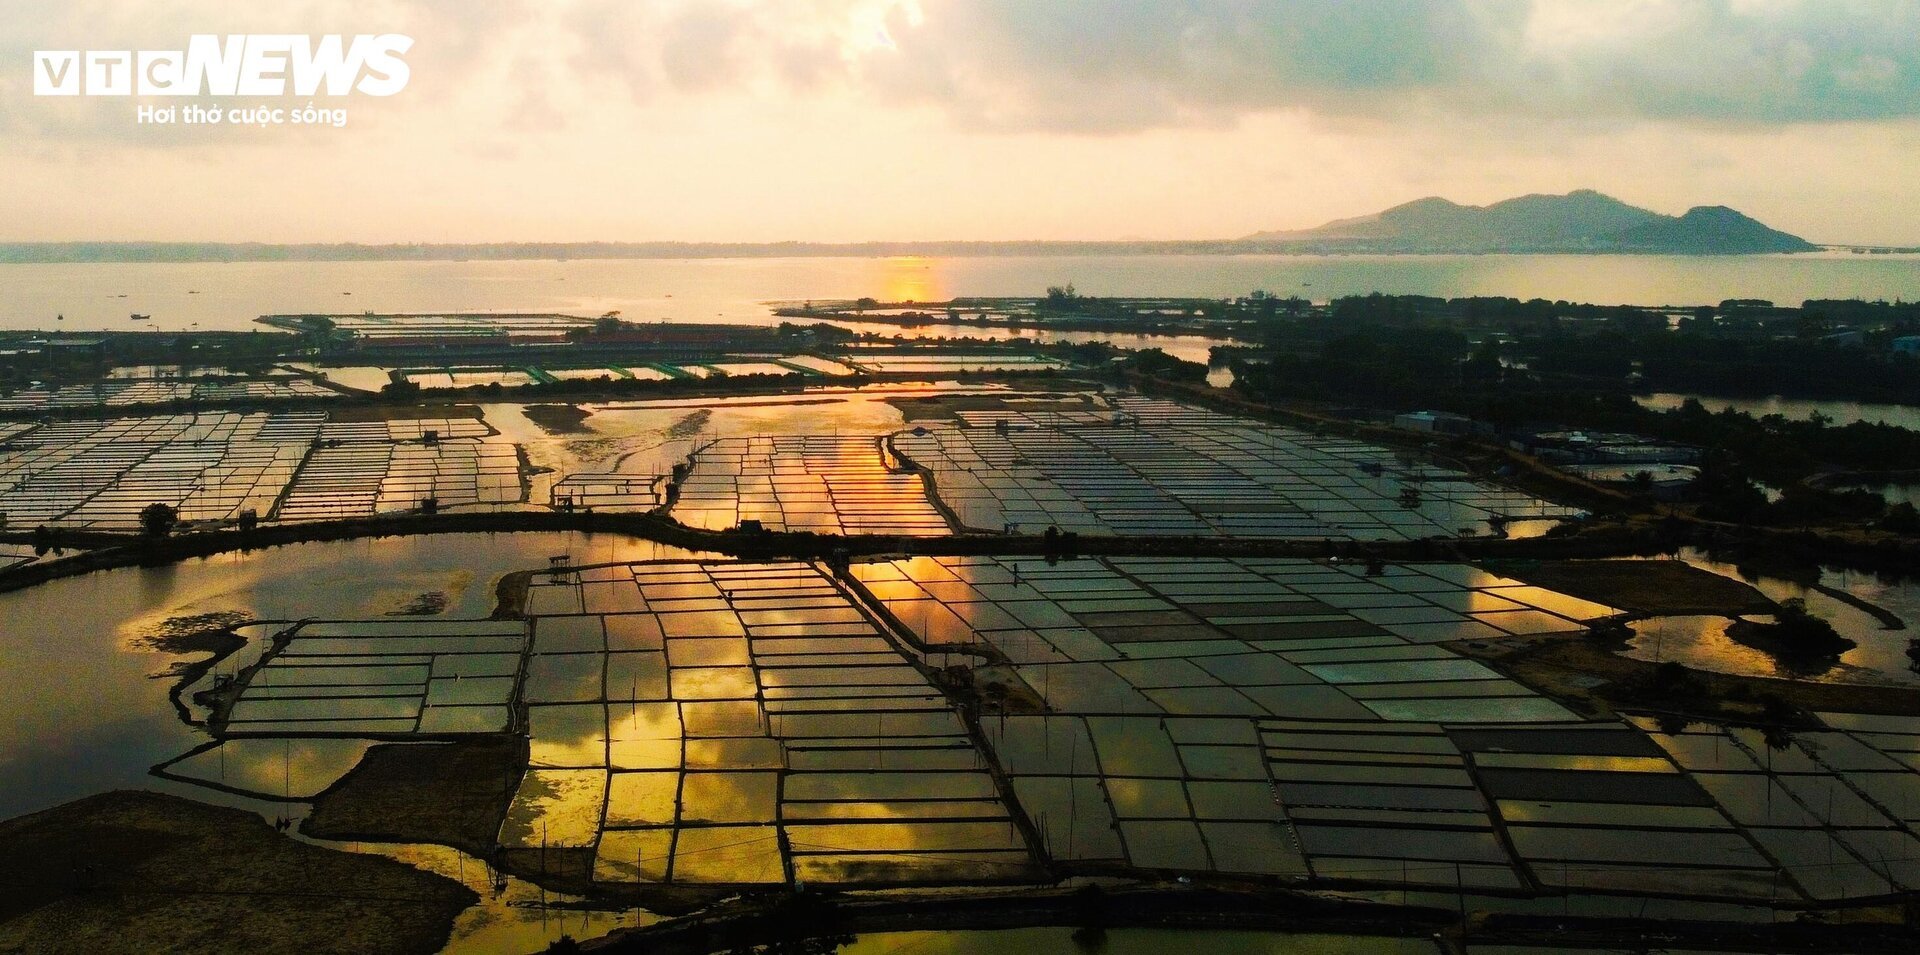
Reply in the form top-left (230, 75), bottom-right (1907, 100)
top-left (2, 0), bottom-right (1918, 245)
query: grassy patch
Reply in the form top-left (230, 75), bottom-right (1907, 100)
top-left (520, 404), bottom-right (593, 434)
top-left (0, 790), bottom-right (474, 954)
top-left (303, 737), bottom-right (526, 857)
top-left (1491, 559), bottom-right (1775, 616)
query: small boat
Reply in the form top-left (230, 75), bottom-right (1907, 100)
top-left (130, 313), bottom-right (151, 321)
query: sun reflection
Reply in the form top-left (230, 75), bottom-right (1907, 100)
top-left (1624, 615), bottom-right (1796, 680)
top-left (875, 255), bottom-right (946, 304)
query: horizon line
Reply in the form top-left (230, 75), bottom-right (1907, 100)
top-left (0, 238), bottom-right (1907, 258)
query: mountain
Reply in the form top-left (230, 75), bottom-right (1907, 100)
top-left (1610, 205), bottom-right (1817, 254)
top-left (1244, 190), bottom-right (1817, 254)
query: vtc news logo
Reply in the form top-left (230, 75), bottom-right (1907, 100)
top-left (33, 35), bottom-right (413, 97)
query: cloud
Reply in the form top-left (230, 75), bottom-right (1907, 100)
top-left (851, 0), bottom-right (1920, 131)
top-left (852, 0), bottom-right (1522, 131)
top-left (6, 0), bottom-right (1917, 148)
top-left (561, 0), bottom-right (884, 103)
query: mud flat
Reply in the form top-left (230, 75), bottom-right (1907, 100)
top-left (0, 790), bottom-right (474, 953)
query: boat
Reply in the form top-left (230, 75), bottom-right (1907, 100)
top-left (130, 313), bottom-right (151, 321)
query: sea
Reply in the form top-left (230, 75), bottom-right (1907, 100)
top-left (5, 251), bottom-right (1919, 335)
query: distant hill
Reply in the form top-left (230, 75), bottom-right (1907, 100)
top-left (1244, 189), bottom-right (1817, 254)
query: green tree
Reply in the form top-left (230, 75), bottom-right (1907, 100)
top-left (140, 502), bottom-right (179, 539)
top-left (1041, 284), bottom-right (1082, 313)
top-left (1881, 501), bottom-right (1920, 534)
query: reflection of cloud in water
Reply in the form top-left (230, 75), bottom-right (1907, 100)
top-left (608, 703), bottom-right (683, 770)
top-left (501, 768), bottom-right (606, 848)
top-left (160, 738), bottom-right (377, 800)
top-left (679, 771), bottom-right (778, 824)
top-left (352, 840), bottom-right (645, 951)
top-left (1627, 615), bottom-right (1842, 681)
top-left (604, 771), bottom-right (677, 827)
top-left (528, 704), bottom-right (609, 768)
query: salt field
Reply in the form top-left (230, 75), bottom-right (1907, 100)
top-left (5, 387), bottom-right (1920, 951)
top-left (0, 411), bottom-right (521, 529)
top-left (12, 6), bottom-right (1920, 944)
top-left (673, 436), bottom-right (951, 535)
top-left (0, 388), bottom-right (1571, 538)
top-left (393, 354), bottom-right (857, 391)
top-left (894, 398), bottom-right (1580, 539)
top-left (0, 378), bottom-right (338, 411)
top-left (656, 393), bottom-right (1576, 539)
top-left (0, 530), bottom-right (702, 820)
top-left (483, 387), bottom-right (959, 512)
top-left (507, 559), bottom-right (1034, 885)
top-left (219, 619), bottom-right (529, 737)
top-left (850, 556), bottom-right (1611, 719)
top-left (128, 546), bottom-right (1920, 906)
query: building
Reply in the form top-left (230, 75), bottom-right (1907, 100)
top-left (1392, 410), bottom-right (1487, 436)
top-left (1564, 463), bottom-right (1699, 501)
top-left (1512, 429), bottom-right (1701, 466)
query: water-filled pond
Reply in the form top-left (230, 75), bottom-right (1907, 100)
top-left (1619, 550), bottom-right (1920, 686)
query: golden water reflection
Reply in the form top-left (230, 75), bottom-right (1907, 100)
top-left (1616, 550), bottom-right (1920, 686)
top-left (1623, 614), bottom-right (1822, 681)
top-left (343, 841), bottom-right (650, 954)
top-left (875, 256), bottom-right (946, 305)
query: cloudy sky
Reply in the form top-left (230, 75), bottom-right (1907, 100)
top-left (3, 0), bottom-right (1917, 244)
